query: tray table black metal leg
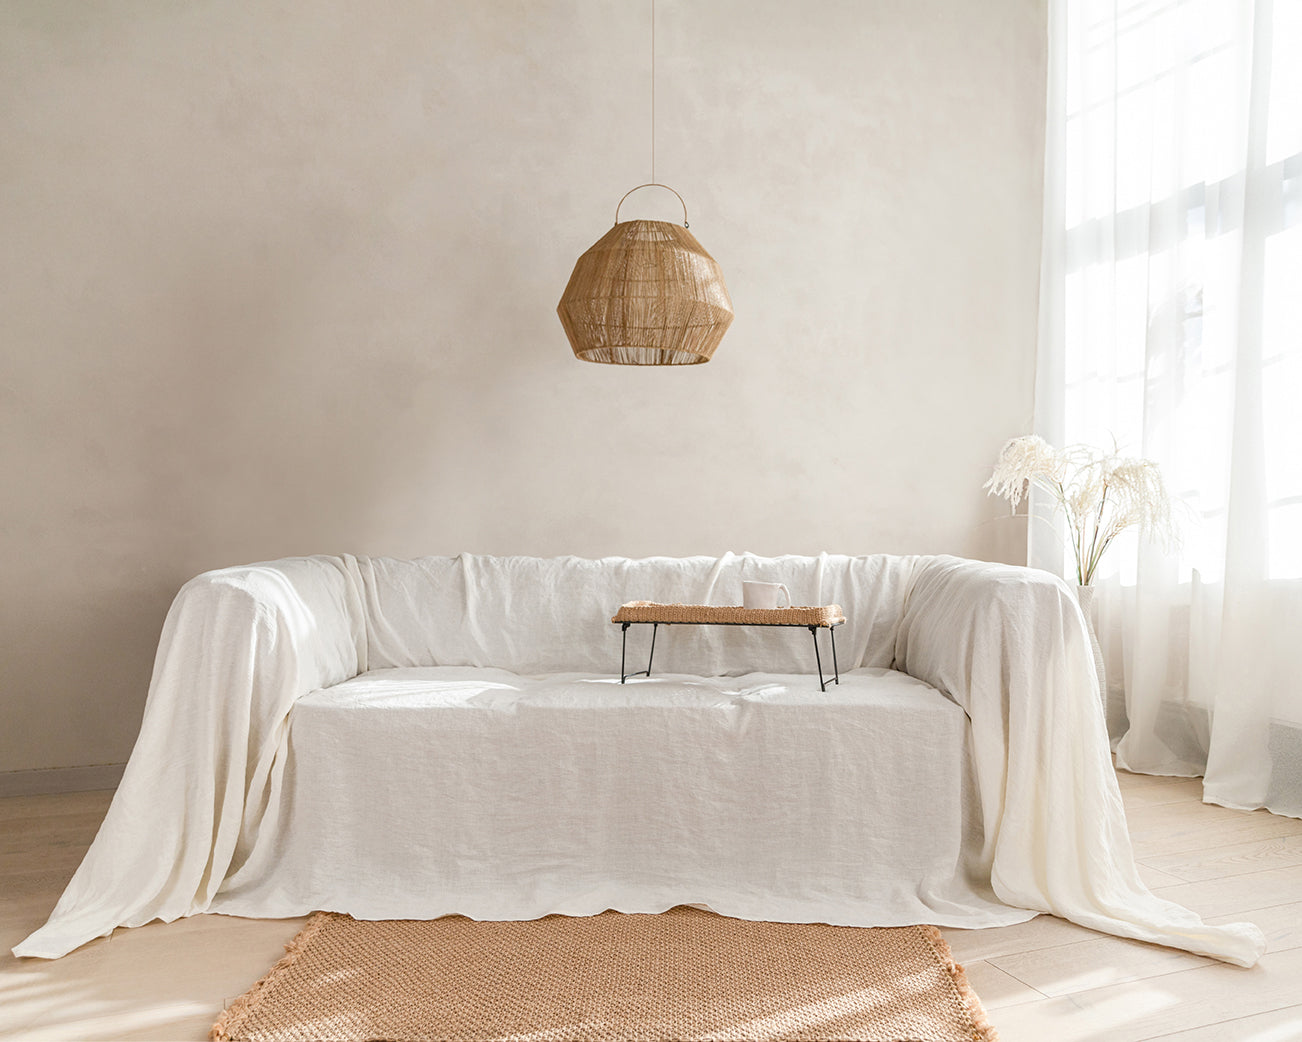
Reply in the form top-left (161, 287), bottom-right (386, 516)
top-left (830, 624), bottom-right (840, 686)
top-left (645, 622), bottom-right (658, 678)
top-left (810, 625), bottom-right (827, 692)
top-left (621, 621), bottom-right (658, 683)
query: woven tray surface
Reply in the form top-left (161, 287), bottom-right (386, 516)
top-left (612, 601), bottom-right (845, 627)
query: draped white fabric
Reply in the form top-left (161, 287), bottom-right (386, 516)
top-left (1034, 0), bottom-right (1302, 816)
top-left (219, 666), bottom-right (1019, 933)
top-left (14, 553), bottom-right (1265, 966)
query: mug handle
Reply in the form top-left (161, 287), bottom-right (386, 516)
top-left (777, 583), bottom-right (792, 608)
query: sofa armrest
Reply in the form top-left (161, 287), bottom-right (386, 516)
top-left (895, 554), bottom-right (1264, 967)
top-left (896, 557), bottom-right (1098, 865)
top-left (14, 555), bottom-right (365, 960)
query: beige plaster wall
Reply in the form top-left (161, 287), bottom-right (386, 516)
top-left (0, 1), bottom-right (1044, 776)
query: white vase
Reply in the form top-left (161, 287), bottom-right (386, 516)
top-left (1075, 584), bottom-right (1107, 710)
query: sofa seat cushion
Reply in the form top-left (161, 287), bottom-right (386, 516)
top-left (213, 666), bottom-right (1028, 930)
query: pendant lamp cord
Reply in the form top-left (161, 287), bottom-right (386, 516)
top-left (650, 0), bottom-right (655, 185)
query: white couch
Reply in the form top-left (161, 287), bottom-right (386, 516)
top-left (14, 552), bottom-right (1265, 965)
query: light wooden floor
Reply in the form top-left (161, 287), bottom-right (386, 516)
top-left (3, 770), bottom-right (1302, 1041)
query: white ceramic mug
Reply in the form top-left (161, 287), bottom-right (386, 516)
top-left (742, 581), bottom-right (792, 610)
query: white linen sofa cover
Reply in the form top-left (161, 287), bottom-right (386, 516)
top-left (14, 552), bottom-right (1266, 966)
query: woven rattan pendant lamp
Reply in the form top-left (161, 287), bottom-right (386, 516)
top-left (557, 4), bottom-right (733, 365)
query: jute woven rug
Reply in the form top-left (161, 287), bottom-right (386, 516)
top-left (210, 906), bottom-right (998, 1042)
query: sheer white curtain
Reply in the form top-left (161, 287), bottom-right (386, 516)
top-left (1035, 0), bottom-right (1302, 816)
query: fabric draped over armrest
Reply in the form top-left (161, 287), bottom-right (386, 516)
top-left (894, 555), bottom-right (1266, 968)
top-left (11, 555), bottom-right (366, 960)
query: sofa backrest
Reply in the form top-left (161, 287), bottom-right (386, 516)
top-left (352, 552), bottom-right (919, 676)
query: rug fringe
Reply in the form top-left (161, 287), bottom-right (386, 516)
top-left (209, 911), bottom-right (337, 1042)
top-left (920, 923), bottom-right (1001, 1042)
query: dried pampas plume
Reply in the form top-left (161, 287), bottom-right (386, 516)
top-left (985, 435), bottom-right (1179, 586)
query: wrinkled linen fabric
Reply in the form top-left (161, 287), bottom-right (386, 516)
top-left (351, 552), bottom-right (913, 676)
top-left (14, 552), bottom-right (1265, 966)
top-left (896, 557), bottom-right (1265, 967)
top-left (12, 556), bottom-right (367, 960)
top-left (217, 666), bottom-right (1015, 930)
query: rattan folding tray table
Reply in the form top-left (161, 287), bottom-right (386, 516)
top-left (610, 602), bottom-right (847, 691)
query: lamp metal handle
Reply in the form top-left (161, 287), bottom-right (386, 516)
top-left (614, 183), bottom-right (690, 228)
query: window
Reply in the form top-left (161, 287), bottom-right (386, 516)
top-left (1059, 0), bottom-right (1302, 582)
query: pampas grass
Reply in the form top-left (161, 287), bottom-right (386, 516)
top-left (986, 435), bottom-right (1177, 586)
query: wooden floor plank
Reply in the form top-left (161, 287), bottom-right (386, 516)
top-left (989, 948), bottom-right (1302, 1042)
top-left (988, 934), bottom-right (1215, 998)
top-left (1205, 901), bottom-right (1302, 955)
top-left (940, 914), bottom-right (1103, 964)
top-left (0, 868), bottom-right (80, 906)
top-left (1147, 867), bottom-right (1302, 920)
top-left (0, 812), bottom-right (109, 843)
top-left (1140, 1002), bottom-right (1302, 1041)
top-left (1141, 833), bottom-right (1302, 884)
top-left (1114, 769), bottom-right (1200, 789)
top-left (958, 960), bottom-right (1047, 1009)
top-left (3, 1001), bottom-right (219, 1042)
top-left (1114, 772), bottom-right (1205, 801)
top-left (1131, 814), bottom-right (1302, 860)
top-left (0, 847), bottom-right (88, 876)
top-left (0, 793), bottom-right (111, 824)
top-left (1136, 863), bottom-right (1188, 888)
top-left (1, 916), bottom-right (302, 1041)
top-left (1124, 800), bottom-right (1302, 834)
top-left (1116, 777), bottom-right (1208, 810)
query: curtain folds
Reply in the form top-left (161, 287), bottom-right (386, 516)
top-left (1036, 0), bottom-right (1302, 817)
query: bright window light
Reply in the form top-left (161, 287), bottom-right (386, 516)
top-left (1060, 0), bottom-right (1302, 585)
